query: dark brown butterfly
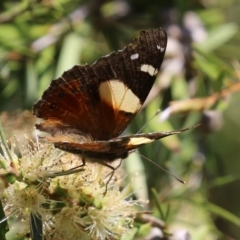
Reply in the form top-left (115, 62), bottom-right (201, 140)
top-left (33, 28), bottom-right (195, 191)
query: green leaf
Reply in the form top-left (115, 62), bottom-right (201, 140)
top-left (30, 214), bottom-right (42, 240)
top-left (25, 59), bottom-right (37, 107)
top-left (207, 202), bottom-right (240, 226)
top-left (199, 23), bottom-right (238, 52)
top-left (55, 33), bottom-right (85, 77)
top-left (152, 188), bottom-right (166, 220)
top-left (124, 152), bottom-right (148, 201)
top-left (0, 201), bottom-right (7, 240)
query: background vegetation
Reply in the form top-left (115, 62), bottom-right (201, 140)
top-left (1, 0), bottom-right (240, 239)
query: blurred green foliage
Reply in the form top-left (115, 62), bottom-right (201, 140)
top-left (1, 0), bottom-right (240, 239)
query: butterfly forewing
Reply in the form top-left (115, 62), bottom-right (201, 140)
top-left (33, 28), bottom-right (167, 141)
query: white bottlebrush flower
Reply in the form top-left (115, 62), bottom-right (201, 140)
top-left (50, 184), bottom-right (136, 240)
top-left (46, 158), bottom-right (137, 240)
top-left (0, 138), bottom-right (60, 237)
top-left (0, 134), bottom-right (138, 240)
top-left (1, 181), bottom-right (53, 239)
top-left (85, 192), bottom-right (136, 240)
top-left (48, 206), bottom-right (90, 240)
top-left (17, 139), bottom-right (65, 181)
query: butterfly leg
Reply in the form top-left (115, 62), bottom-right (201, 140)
top-left (64, 156), bottom-right (86, 172)
top-left (52, 157), bottom-right (86, 177)
top-left (102, 159), bottom-right (123, 196)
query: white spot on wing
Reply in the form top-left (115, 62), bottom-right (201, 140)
top-left (140, 64), bottom-right (158, 76)
top-left (129, 137), bottom-right (154, 145)
top-left (130, 53), bottom-right (139, 60)
top-left (157, 45), bottom-right (165, 52)
top-left (99, 80), bottom-right (141, 113)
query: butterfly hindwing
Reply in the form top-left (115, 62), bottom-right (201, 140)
top-left (44, 126), bottom-right (198, 162)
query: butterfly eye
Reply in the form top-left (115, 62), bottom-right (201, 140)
top-left (58, 92), bottom-right (65, 98)
top-left (50, 103), bottom-right (56, 109)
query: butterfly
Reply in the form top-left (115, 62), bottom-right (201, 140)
top-left (33, 28), bottom-right (195, 188)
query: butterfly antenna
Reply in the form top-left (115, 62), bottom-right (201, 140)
top-left (137, 109), bottom-right (161, 133)
top-left (138, 153), bottom-right (186, 184)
